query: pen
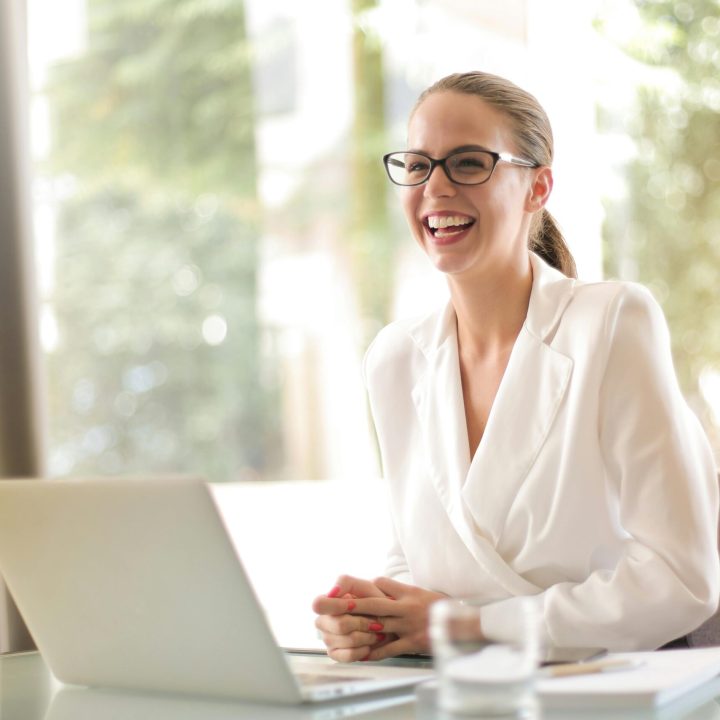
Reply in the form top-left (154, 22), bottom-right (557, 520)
top-left (542, 658), bottom-right (643, 678)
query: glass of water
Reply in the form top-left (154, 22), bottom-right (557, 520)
top-left (430, 598), bottom-right (540, 718)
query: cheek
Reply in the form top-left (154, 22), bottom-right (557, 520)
top-left (478, 186), bottom-right (522, 224)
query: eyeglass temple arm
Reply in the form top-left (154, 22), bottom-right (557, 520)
top-left (498, 152), bottom-right (539, 168)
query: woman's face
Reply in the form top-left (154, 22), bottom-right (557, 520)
top-left (401, 90), bottom-right (544, 281)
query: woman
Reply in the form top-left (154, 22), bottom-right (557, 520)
top-left (312, 71), bottom-right (719, 661)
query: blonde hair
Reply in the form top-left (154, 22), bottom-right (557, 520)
top-left (414, 72), bottom-right (577, 278)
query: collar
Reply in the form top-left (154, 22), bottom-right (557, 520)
top-left (405, 251), bottom-right (576, 356)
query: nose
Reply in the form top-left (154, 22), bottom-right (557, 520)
top-left (423, 163), bottom-right (456, 198)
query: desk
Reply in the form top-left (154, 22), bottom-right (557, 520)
top-left (0, 651), bottom-right (419, 720)
top-left (3, 651), bottom-right (720, 720)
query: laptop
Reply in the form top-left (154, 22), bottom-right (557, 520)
top-left (0, 477), bottom-right (433, 703)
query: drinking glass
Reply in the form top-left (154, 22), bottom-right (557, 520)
top-left (430, 598), bottom-right (540, 718)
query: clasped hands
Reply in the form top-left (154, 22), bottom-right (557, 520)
top-left (312, 575), bottom-right (447, 662)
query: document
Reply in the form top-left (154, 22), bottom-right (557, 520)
top-left (538, 647), bottom-right (720, 710)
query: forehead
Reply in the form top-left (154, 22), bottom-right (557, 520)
top-left (407, 90), bottom-right (516, 154)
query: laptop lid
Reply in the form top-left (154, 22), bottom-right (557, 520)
top-left (0, 477), bottom-right (432, 704)
top-left (0, 477), bottom-right (305, 703)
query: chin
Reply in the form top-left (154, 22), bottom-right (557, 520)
top-left (426, 254), bottom-right (472, 277)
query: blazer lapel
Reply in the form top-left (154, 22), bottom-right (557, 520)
top-left (408, 253), bottom-right (575, 596)
top-left (412, 341), bottom-right (539, 595)
top-left (462, 327), bottom-right (573, 545)
top-left (411, 304), bottom-right (470, 514)
top-left (463, 254), bottom-right (575, 545)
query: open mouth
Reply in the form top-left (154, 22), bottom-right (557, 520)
top-left (424, 215), bottom-right (475, 239)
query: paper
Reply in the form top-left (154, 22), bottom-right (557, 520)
top-left (538, 648), bottom-right (720, 709)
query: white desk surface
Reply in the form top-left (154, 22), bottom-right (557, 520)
top-left (4, 650), bottom-right (720, 720)
top-left (0, 651), bottom-right (420, 720)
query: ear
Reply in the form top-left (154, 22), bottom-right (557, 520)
top-left (524, 166), bottom-right (553, 212)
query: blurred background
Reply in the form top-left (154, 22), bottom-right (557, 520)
top-left (26, 0), bottom-right (720, 485)
top-left (6, 0), bottom-right (719, 649)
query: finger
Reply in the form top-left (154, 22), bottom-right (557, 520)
top-left (319, 629), bottom-right (383, 650)
top-left (365, 618), bottom-right (399, 636)
top-left (315, 613), bottom-right (387, 636)
top-left (312, 575), bottom-right (386, 614)
top-left (327, 645), bottom-right (372, 663)
top-left (366, 636), bottom-right (413, 661)
top-left (348, 596), bottom-right (402, 618)
top-left (312, 595), bottom-right (363, 616)
top-left (371, 631), bottom-right (397, 649)
top-left (316, 610), bottom-right (397, 638)
top-left (328, 575), bottom-right (388, 599)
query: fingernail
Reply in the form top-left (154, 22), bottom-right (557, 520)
top-left (327, 586), bottom-right (341, 598)
top-left (346, 600), bottom-right (356, 612)
top-left (360, 654), bottom-right (371, 662)
top-left (376, 633), bottom-right (386, 643)
top-left (368, 622), bottom-right (383, 631)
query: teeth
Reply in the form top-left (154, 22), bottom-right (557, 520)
top-left (427, 215), bottom-right (472, 229)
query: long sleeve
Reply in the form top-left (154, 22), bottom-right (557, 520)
top-left (481, 285), bottom-right (719, 650)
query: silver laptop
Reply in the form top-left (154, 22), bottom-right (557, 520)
top-left (0, 477), bottom-right (433, 703)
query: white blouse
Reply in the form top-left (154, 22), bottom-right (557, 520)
top-left (364, 252), bottom-right (719, 651)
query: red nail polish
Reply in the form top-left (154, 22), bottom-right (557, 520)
top-left (327, 586), bottom-right (341, 598)
top-left (376, 633), bottom-right (386, 643)
top-left (368, 622), bottom-right (383, 631)
top-left (360, 654), bottom-right (371, 662)
top-left (347, 600), bottom-right (356, 612)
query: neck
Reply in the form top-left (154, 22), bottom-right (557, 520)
top-left (448, 253), bottom-right (533, 358)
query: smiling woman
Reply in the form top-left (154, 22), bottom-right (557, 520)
top-left (313, 70), bottom-right (719, 663)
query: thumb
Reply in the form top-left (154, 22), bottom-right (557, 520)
top-left (374, 576), bottom-right (412, 599)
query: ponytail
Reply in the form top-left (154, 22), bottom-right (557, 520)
top-left (530, 209), bottom-right (577, 279)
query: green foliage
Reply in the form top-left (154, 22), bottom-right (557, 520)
top-left (40, 0), bottom-right (396, 480)
top-left (42, 0), bottom-right (280, 481)
top-left (601, 0), bottom-right (720, 405)
top-left (46, 0), bottom-right (257, 197)
top-left (48, 187), bottom-right (282, 480)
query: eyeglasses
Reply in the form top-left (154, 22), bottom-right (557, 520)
top-left (382, 149), bottom-right (539, 187)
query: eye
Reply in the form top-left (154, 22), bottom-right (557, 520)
top-left (407, 159), bottom-right (430, 174)
top-left (450, 152), bottom-right (493, 174)
top-left (457, 158), bottom-right (485, 169)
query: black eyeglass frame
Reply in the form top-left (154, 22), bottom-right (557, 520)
top-left (382, 149), bottom-right (540, 187)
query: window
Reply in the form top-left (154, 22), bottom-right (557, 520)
top-left (24, 0), bottom-right (719, 643)
top-left (28, 1), bottom-right (612, 486)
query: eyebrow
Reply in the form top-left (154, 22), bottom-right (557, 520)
top-left (405, 144), bottom-right (493, 155)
